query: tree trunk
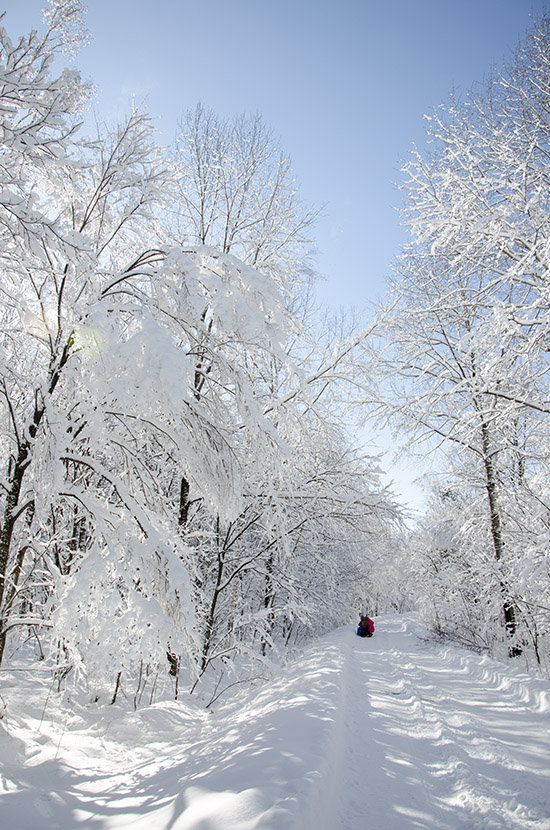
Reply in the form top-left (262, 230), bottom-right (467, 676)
top-left (479, 417), bottom-right (521, 656)
top-left (0, 339), bottom-right (72, 665)
top-left (260, 551), bottom-right (275, 657)
top-left (200, 518), bottom-right (225, 672)
top-left (0, 453), bottom-right (30, 610)
top-left (179, 477), bottom-right (191, 527)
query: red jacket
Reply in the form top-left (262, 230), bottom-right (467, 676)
top-left (357, 616), bottom-right (374, 636)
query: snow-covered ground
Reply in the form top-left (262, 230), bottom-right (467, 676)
top-left (1, 616), bottom-right (549, 829)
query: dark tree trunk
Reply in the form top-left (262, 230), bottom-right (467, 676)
top-left (179, 477), bottom-right (191, 527)
top-left (201, 535), bottom-right (225, 672)
top-left (260, 551), bottom-right (275, 657)
top-left (479, 417), bottom-right (521, 656)
top-left (0, 339), bottom-right (72, 665)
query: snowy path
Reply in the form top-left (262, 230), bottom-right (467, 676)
top-left (315, 618), bottom-right (550, 829)
top-left (1, 616), bottom-right (549, 828)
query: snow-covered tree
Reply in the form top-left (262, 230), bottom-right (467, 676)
top-left (372, 16), bottom-right (550, 669)
top-left (0, 0), bottom-right (91, 660)
top-left (173, 104), bottom-right (319, 293)
top-left (0, 7), bottom-right (399, 703)
top-left (163, 103), bottom-right (399, 691)
top-left (0, 4), bottom-right (291, 691)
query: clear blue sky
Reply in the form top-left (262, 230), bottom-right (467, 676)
top-left (2, 0), bottom-right (547, 510)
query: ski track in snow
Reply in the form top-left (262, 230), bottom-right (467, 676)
top-left (317, 619), bottom-right (550, 829)
top-left (1, 615), bottom-right (549, 829)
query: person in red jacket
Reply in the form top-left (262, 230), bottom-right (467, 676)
top-left (357, 615), bottom-right (375, 637)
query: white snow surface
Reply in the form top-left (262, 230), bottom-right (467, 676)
top-left (1, 615), bottom-right (549, 829)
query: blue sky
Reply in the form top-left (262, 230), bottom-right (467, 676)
top-left (2, 0), bottom-right (547, 510)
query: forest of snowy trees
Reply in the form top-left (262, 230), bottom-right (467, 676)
top-left (0, 0), bottom-right (549, 709)
top-left (0, 1), bottom-right (399, 704)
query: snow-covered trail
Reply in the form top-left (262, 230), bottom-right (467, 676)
top-left (1, 616), bottom-right (549, 829)
top-left (312, 618), bottom-right (550, 829)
